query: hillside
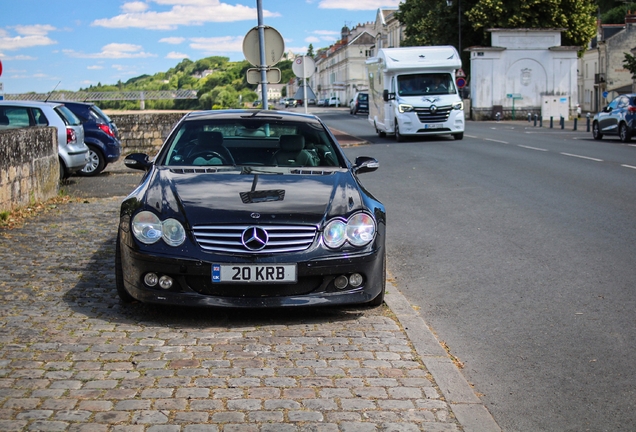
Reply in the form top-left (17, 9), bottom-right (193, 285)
top-left (80, 56), bottom-right (296, 110)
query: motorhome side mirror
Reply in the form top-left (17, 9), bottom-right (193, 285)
top-left (124, 153), bottom-right (152, 171)
top-left (383, 90), bottom-right (389, 102)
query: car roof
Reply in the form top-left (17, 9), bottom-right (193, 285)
top-left (0, 100), bottom-right (63, 108)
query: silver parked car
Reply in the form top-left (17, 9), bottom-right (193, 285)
top-left (0, 101), bottom-right (89, 179)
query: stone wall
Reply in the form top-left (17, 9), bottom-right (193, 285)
top-left (0, 127), bottom-right (59, 212)
top-left (108, 111), bottom-right (187, 155)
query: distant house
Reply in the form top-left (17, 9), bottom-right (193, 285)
top-left (579, 13), bottom-right (636, 113)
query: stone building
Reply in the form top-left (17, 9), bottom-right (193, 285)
top-left (468, 29), bottom-right (579, 120)
top-left (579, 13), bottom-right (636, 113)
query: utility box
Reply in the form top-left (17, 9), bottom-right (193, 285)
top-left (541, 95), bottom-right (570, 121)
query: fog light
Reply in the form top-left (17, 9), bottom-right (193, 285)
top-left (334, 275), bottom-right (349, 290)
top-left (158, 276), bottom-right (173, 290)
top-left (349, 273), bottom-right (363, 288)
top-left (144, 273), bottom-right (159, 287)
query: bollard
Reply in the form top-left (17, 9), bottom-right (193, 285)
top-left (550, 116), bottom-right (553, 128)
top-left (534, 114), bottom-right (538, 127)
top-left (528, 113), bottom-right (532, 122)
top-left (573, 118), bottom-right (577, 131)
top-left (496, 112), bottom-right (501, 122)
top-left (560, 116), bottom-right (564, 129)
top-left (586, 113), bottom-right (591, 132)
top-left (540, 116), bottom-right (543, 128)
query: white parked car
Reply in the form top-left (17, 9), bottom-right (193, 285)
top-left (0, 100), bottom-right (89, 179)
top-left (328, 97), bottom-right (341, 107)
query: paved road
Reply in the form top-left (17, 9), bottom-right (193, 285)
top-left (0, 122), bottom-right (500, 431)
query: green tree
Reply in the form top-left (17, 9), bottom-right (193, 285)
top-left (465, 0), bottom-right (596, 48)
top-left (623, 52), bottom-right (636, 79)
top-left (307, 43), bottom-right (315, 57)
top-left (602, 2), bottom-right (636, 24)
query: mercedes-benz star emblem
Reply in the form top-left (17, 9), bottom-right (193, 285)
top-left (241, 227), bottom-right (269, 251)
top-left (430, 105), bottom-right (437, 114)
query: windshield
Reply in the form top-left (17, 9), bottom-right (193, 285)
top-left (160, 117), bottom-right (343, 168)
top-left (397, 73), bottom-right (456, 96)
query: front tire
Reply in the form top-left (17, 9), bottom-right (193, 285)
top-left (453, 132), bottom-right (464, 140)
top-left (592, 122), bottom-right (603, 140)
top-left (394, 122), bottom-right (404, 142)
top-left (79, 146), bottom-right (106, 176)
top-left (115, 233), bottom-right (135, 303)
top-left (367, 255), bottom-right (386, 307)
top-left (619, 123), bottom-right (632, 142)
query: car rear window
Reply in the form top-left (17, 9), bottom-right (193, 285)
top-left (358, 93), bottom-right (368, 101)
top-left (54, 105), bottom-right (81, 126)
top-left (90, 105), bottom-right (112, 123)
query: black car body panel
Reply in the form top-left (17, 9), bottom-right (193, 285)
top-left (116, 109), bottom-right (386, 308)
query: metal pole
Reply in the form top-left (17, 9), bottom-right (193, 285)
top-left (256, 0), bottom-right (268, 110)
top-left (303, 56), bottom-right (308, 114)
top-left (458, 0), bottom-right (461, 54)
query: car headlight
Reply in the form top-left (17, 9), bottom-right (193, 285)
top-left (324, 219), bottom-right (347, 249)
top-left (323, 212), bottom-right (376, 249)
top-left (346, 213), bottom-right (376, 247)
top-left (398, 104), bottom-right (414, 113)
top-left (132, 211), bottom-right (186, 247)
top-left (452, 101), bottom-right (464, 110)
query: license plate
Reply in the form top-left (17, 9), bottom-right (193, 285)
top-left (424, 123), bottom-right (443, 129)
top-left (212, 264), bottom-right (297, 283)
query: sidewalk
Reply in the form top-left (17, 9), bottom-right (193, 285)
top-left (0, 196), bottom-right (500, 431)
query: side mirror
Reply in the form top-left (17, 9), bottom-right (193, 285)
top-left (353, 156), bottom-right (379, 174)
top-left (603, 106), bottom-right (611, 113)
top-left (383, 89), bottom-right (389, 102)
top-left (124, 153), bottom-right (152, 171)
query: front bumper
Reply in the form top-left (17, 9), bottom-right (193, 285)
top-left (118, 232), bottom-right (385, 308)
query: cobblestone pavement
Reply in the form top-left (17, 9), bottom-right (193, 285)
top-left (0, 195), bottom-right (497, 431)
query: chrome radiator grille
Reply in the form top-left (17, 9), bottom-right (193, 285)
top-left (192, 224), bottom-right (318, 254)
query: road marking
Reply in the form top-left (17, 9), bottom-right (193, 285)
top-left (560, 152), bottom-right (603, 162)
top-left (518, 145), bottom-right (548, 151)
top-left (484, 138), bottom-right (509, 144)
top-left (621, 164), bottom-right (636, 170)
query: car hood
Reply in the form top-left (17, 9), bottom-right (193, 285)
top-left (140, 167), bottom-right (365, 226)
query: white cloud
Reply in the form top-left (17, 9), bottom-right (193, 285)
top-left (166, 51), bottom-right (189, 59)
top-left (122, 1), bottom-right (149, 13)
top-left (304, 36), bottom-right (321, 43)
top-left (64, 43), bottom-right (156, 59)
top-left (318, 0), bottom-right (401, 10)
top-left (0, 25), bottom-right (57, 51)
top-left (92, 0), bottom-right (281, 30)
top-left (87, 65), bottom-right (104, 70)
top-left (1, 54), bottom-right (36, 61)
top-left (189, 36), bottom-right (244, 54)
top-left (13, 24), bottom-right (57, 36)
top-left (159, 37), bottom-right (186, 44)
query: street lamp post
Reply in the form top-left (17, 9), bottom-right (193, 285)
top-left (446, 0), bottom-right (461, 54)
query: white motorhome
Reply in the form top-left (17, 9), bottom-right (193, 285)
top-left (366, 46), bottom-right (465, 141)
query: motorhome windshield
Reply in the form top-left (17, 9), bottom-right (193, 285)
top-left (397, 73), bottom-right (456, 97)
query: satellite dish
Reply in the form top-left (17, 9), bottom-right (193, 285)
top-left (242, 26), bottom-right (285, 67)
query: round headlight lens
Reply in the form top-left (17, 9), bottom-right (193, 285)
top-left (162, 218), bottom-right (186, 247)
top-left (324, 219), bottom-right (346, 249)
top-left (346, 213), bottom-right (376, 247)
top-left (132, 211), bottom-right (163, 244)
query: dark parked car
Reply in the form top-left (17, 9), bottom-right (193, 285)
top-left (51, 101), bottom-right (122, 175)
top-left (116, 109), bottom-right (386, 308)
top-left (350, 92), bottom-right (369, 115)
top-left (592, 93), bottom-right (636, 142)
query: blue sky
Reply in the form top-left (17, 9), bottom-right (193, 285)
top-left (0, 0), bottom-right (401, 94)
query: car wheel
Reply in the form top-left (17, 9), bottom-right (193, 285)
top-left (453, 132), bottom-right (464, 140)
top-left (79, 146), bottom-right (106, 176)
top-left (59, 158), bottom-right (70, 181)
top-left (395, 122), bottom-right (404, 142)
top-left (115, 233), bottom-right (135, 303)
top-left (592, 122), bottom-right (603, 140)
top-left (367, 255), bottom-right (386, 307)
top-left (619, 123), bottom-right (632, 142)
